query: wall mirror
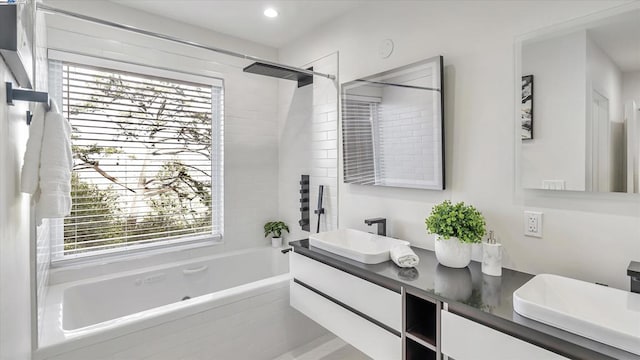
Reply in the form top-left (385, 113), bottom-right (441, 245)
top-left (518, 7), bottom-right (640, 193)
top-left (341, 56), bottom-right (444, 190)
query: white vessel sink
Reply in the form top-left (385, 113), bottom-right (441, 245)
top-left (309, 229), bottom-right (410, 264)
top-left (513, 274), bottom-right (640, 355)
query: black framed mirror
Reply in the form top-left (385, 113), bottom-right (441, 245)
top-left (341, 56), bottom-right (445, 190)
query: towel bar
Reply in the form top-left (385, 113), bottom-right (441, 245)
top-left (5, 82), bottom-right (51, 125)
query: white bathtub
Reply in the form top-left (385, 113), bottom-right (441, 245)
top-left (36, 247), bottom-right (327, 360)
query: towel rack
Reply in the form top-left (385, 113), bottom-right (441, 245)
top-left (5, 82), bottom-right (51, 125)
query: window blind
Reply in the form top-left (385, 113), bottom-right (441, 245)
top-left (54, 61), bottom-right (223, 259)
top-left (342, 98), bottom-right (378, 185)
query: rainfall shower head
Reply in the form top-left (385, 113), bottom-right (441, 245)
top-left (243, 62), bottom-right (313, 87)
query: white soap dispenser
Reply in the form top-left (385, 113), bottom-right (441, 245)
top-left (482, 230), bottom-right (502, 277)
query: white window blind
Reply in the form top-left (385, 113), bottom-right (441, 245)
top-left (53, 60), bottom-right (223, 260)
top-left (342, 98), bottom-right (379, 185)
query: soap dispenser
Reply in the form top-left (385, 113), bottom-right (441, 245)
top-left (482, 230), bottom-right (502, 277)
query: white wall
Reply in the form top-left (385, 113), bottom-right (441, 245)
top-left (623, 71), bottom-right (640, 102)
top-left (35, 219), bottom-right (52, 338)
top-left (521, 31), bottom-right (587, 191)
top-left (0, 6), bottom-right (48, 359)
top-left (44, 0), bottom-right (280, 253)
top-left (0, 61), bottom-right (33, 360)
top-left (278, 0), bottom-right (640, 290)
top-left (35, 11), bottom-right (52, 343)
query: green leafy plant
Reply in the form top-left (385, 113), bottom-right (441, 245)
top-left (264, 221), bottom-right (290, 238)
top-left (425, 201), bottom-right (486, 244)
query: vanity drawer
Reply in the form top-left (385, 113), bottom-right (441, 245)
top-left (291, 252), bottom-right (401, 331)
top-left (290, 281), bottom-right (401, 360)
top-left (441, 311), bottom-right (569, 360)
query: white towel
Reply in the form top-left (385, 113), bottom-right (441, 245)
top-left (21, 101), bottom-right (73, 225)
top-left (390, 245), bottom-right (419, 268)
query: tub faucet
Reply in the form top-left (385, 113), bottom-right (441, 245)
top-left (365, 218), bottom-right (386, 236)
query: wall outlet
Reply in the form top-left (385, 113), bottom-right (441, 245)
top-left (524, 211), bottom-right (543, 237)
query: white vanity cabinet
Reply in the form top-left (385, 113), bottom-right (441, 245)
top-left (441, 310), bottom-right (570, 360)
top-left (290, 250), bottom-right (578, 360)
top-left (290, 252), bottom-right (402, 360)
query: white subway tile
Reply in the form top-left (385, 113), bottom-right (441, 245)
top-left (312, 131), bottom-right (328, 141)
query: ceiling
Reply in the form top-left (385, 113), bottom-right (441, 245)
top-left (588, 10), bottom-right (640, 73)
top-left (112, 0), bottom-right (364, 48)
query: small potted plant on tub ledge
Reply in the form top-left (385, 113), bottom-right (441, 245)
top-left (264, 221), bottom-right (290, 248)
top-left (425, 200), bottom-right (486, 268)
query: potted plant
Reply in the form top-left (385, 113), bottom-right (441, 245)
top-left (264, 221), bottom-right (290, 248)
top-left (425, 201), bottom-right (486, 268)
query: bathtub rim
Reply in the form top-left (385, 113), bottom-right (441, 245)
top-left (37, 247), bottom-right (290, 359)
top-left (52, 245), bottom-right (282, 288)
top-left (48, 238), bottom-right (231, 285)
top-left (48, 242), bottom-right (289, 285)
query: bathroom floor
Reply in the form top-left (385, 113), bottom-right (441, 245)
top-left (273, 334), bottom-right (371, 360)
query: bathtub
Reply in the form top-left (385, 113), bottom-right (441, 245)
top-left (36, 246), bottom-right (327, 360)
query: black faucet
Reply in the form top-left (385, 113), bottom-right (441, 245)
top-left (629, 261), bottom-right (640, 294)
top-left (364, 218), bottom-right (386, 236)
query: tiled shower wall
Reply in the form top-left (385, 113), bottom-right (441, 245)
top-left (278, 53), bottom-right (339, 240)
top-left (310, 54), bottom-right (339, 233)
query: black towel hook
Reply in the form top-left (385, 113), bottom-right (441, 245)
top-left (5, 82), bottom-right (51, 125)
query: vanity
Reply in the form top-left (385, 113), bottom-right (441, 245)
top-left (289, 239), bottom-right (640, 360)
top-left (298, 3), bottom-right (640, 358)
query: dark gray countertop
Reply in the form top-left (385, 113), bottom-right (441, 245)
top-left (290, 239), bottom-right (640, 360)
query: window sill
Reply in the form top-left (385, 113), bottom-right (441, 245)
top-left (51, 236), bottom-right (224, 270)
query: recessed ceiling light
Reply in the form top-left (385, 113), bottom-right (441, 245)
top-left (264, 8), bottom-right (278, 18)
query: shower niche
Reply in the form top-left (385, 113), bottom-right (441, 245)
top-left (341, 56), bottom-right (445, 190)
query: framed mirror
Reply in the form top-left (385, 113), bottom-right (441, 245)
top-left (518, 7), bottom-right (640, 193)
top-left (341, 56), bottom-right (445, 190)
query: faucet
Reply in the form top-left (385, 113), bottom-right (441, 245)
top-left (364, 218), bottom-right (386, 236)
top-left (629, 261), bottom-right (640, 294)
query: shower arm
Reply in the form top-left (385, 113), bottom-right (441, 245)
top-left (35, 3), bottom-right (336, 81)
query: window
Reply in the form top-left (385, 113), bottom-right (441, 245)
top-left (342, 97), bottom-right (380, 185)
top-left (48, 54), bottom-right (223, 261)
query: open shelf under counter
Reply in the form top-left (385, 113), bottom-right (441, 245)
top-left (405, 328), bottom-right (436, 351)
top-left (406, 337), bottom-right (437, 360)
top-left (405, 291), bottom-right (439, 347)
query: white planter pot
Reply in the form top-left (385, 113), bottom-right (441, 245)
top-left (434, 235), bottom-right (471, 268)
top-left (271, 237), bottom-right (283, 248)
